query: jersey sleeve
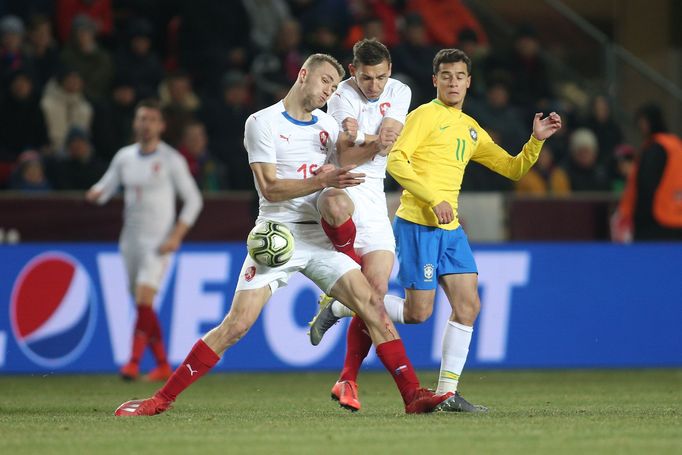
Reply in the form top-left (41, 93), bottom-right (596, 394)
top-left (170, 153), bottom-right (203, 226)
top-left (472, 130), bottom-right (544, 181)
top-left (327, 90), bottom-right (358, 127)
top-left (386, 109), bottom-right (440, 206)
top-left (91, 151), bottom-right (123, 204)
top-left (244, 114), bottom-right (277, 164)
top-left (384, 83), bottom-right (411, 125)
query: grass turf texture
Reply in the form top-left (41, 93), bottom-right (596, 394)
top-left (0, 369), bottom-right (680, 455)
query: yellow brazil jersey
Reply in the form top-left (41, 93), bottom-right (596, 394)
top-left (387, 99), bottom-right (545, 229)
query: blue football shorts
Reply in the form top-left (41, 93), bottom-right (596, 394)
top-left (393, 216), bottom-right (478, 290)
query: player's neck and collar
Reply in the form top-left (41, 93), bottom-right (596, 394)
top-left (432, 97), bottom-right (464, 114)
top-left (138, 139), bottom-right (161, 155)
top-left (281, 91), bottom-right (318, 125)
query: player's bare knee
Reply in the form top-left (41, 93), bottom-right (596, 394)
top-left (454, 297), bottom-right (480, 325)
top-left (320, 191), bottom-right (353, 226)
top-left (403, 305), bottom-right (432, 324)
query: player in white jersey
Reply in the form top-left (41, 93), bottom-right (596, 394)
top-left (86, 99), bottom-right (203, 382)
top-left (307, 39), bottom-right (412, 412)
top-left (114, 54), bottom-right (456, 417)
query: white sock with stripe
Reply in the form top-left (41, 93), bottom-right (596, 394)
top-left (436, 320), bottom-right (473, 394)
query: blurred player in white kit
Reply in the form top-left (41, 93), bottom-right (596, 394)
top-left (86, 99), bottom-right (203, 382)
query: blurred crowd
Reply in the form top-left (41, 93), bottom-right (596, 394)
top-left (0, 0), bottom-right (656, 197)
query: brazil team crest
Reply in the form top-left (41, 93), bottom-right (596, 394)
top-left (469, 127), bottom-right (478, 142)
top-left (423, 263), bottom-right (434, 281)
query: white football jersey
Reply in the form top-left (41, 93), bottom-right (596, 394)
top-left (327, 77), bottom-right (411, 179)
top-left (245, 100), bottom-right (339, 223)
top-left (92, 141), bottom-right (203, 241)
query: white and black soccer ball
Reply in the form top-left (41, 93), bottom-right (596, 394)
top-left (247, 220), bottom-right (295, 267)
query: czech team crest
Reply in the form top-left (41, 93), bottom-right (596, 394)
top-left (380, 102), bottom-right (391, 116)
top-left (10, 252), bottom-right (97, 368)
top-left (319, 130), bottom-right (329, 146)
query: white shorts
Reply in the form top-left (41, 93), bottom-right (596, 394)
top-left (235, 222), bottom-right (360, 295)
top-left (120, 237), bottom-right (171, 292)
top-left (345, 179), bottom-right (395, 256)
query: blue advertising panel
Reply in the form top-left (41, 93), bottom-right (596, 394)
top-left (0, 243), bottom-right (680, 373)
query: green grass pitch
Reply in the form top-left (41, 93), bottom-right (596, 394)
top-left (0, 369), bottom-right (680, 454)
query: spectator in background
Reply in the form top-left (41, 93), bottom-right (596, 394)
top-left (343, 16), bottom-right (386, 53)
top-left (0, 15), bottom-right (33, 85)
top-left (9, 150), bottom-right (51, 192)
top-left (159, 70), bottom-right (200, 148)
top-left (614, 104), bottom-right (682, 241)
top-left (114, 17), bottom-right (163, 100)
top-left (241, 0), bottom-right (291, 51)
top-left (199, 70), bottom-right (253, 190)
top-left (489, 24), bottom-right (553, 112)
top-left (25, 15), bottom-right (59, 93)
top-left (392, 12), bottom-right (439, 107)
top-left (611, 143), bottom-right (635, 193)
top-left (179, 121), bottom-right (225, 192)
top-left (406, 0), bottom-right (488, 48)
top-left (465, 76), bottom-right (526, 152)
top-left (0, 70), bottom-right (49, 162)
top-left (46, 127), bottom-right (106, 190)
top-left (515, 144), bottom-right (570, 195)
top-left (60, 14), bottom-right (113, 102)
top-left (457, 28), bottom-right (488, 99)
top-left (582, 94), bottom-right (623, 174)
top-left (55, 0), bottom-right (113, 44)
top-left (177, 0), bottom-right (251, 91)
top-left (306, 20), bottom-right (347, 63)
top-left (288, 0), bottom-right (352, 41)
top-left (40, 67), bottom-right (93, 153)
top-left (91, 75), bottom-right (136, 161)
top-left (563, 128), bottom-right (610, 192)
top-left (252, 18), bottom-right (307, 108)
top-left (344, 0), bottom-right (399, 48)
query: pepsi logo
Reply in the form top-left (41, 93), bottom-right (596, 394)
top-left (10, 252), bottom-right (97, 368)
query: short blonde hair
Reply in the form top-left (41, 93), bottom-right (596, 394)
top-left (303, 53), bottom-right (345, 79)
top-left (570, 128), bottom-right (598, 154)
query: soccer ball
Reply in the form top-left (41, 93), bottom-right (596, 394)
top-left (247, 220), bottom-right (295, 267)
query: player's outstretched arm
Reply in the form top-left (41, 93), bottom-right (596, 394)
top-left (251, 162), bottom-right (365, 202)
top-left (473, 112), bottom-right (563, 181)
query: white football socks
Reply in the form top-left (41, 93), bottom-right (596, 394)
top-left (330, 294), bottom-right (405, 324)
top-left (436, 320), bottom-right (473, 394)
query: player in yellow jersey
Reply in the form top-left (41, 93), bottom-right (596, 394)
top-left (387, 49), bottom-right (561, 411)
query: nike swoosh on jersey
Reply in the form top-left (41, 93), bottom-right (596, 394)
top-left (439, 125), bottom-right (450, 131)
